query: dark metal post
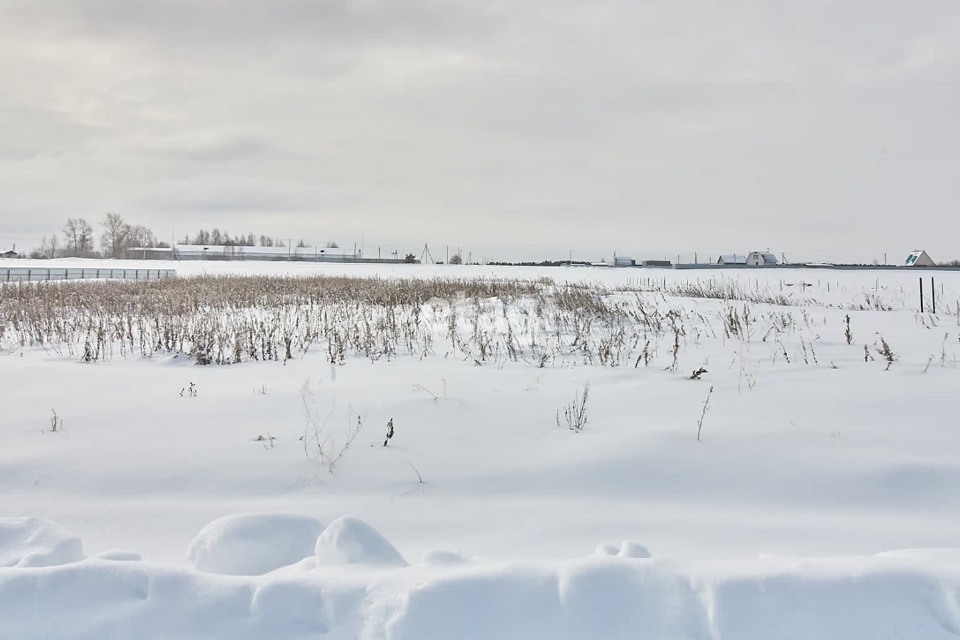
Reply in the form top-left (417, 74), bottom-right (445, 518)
top-left (932, 277), bottom-right (936, 314)
top-left (920, 277), bottom-right (924, 312)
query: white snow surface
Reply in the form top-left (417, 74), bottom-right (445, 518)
top-left (3, 259), bottom-right (960, 636)
top-left (96, 549), bottom-right (143, 562)
top-left (2, 517), bottom-right (960, 639)
top-left (187, 513), bottom-right (326, 576)
top-left (315, 515), bottom-right (408, 568)
top-left (0, 517), bottom-right (85, 568)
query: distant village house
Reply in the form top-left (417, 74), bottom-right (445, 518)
top-left (903, 250), bottom-right (935, 267)
top-left (746, 252), bottom-right (778, 266)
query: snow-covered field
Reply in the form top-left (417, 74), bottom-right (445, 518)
top-left (2, 258), bottom-right (960, 639)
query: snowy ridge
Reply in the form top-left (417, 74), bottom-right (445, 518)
top-left (2, 516), bottom-right (960, 639)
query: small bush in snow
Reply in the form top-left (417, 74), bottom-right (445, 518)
top-left (557, 383), bottom-right (590, 432)
top-left (697, 385), bottom-right (714, 442)
top-left (49, 409), bottom-right (62, 433)
top-left (300, 379), bottom-right (364, 474)
top-left (876, 337), bottom-right (896, 371)
top-left (383, 418), bottom-right (394, 447)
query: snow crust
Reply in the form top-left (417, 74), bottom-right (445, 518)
top-left (617, 541), bottom-right (652, 558)
top-left (187, 513), bottom-right (325, 576)
top-left (420, 549), bottom-right (471, 566)
top-left (96, 549), bottom-right (143, 562)
top-left (2, 516), bottom-right (960, 639)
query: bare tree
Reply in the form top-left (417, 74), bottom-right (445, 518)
top-left (100, 213), bottom-right (129, 258)
top-left (63, 218), bottom-right (95, 257)
top-left (63, 219), bottom-right (79, 256)
top-left (32, 235), bottom-right (61, 259)
top-left (47, 234), bottom-right (60, 258)
top-left (77, 218), bottom-right (94, 257)
top-left (128, 225), bottom-right (158, 249)
top-left (325, 241), bottom-right (340, 248)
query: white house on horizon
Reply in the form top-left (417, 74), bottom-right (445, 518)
top-left (903, 250), bottom-right (935, 267)
top-left (746, 251), bottom-right (778, 266)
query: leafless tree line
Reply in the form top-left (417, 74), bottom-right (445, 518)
top-left (31, 213), bottom-right (165, 260)
top-left (27, 214), bottom-right (341, 260)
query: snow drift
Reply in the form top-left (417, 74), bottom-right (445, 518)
top-left (187, 513), bottom-right (325, 576)
top-left (0, 517), bottom-right (84, 568)
top-left (3, 517), bottom-right (960, 639)
top-left (315, 515), bottom-right (408, 568)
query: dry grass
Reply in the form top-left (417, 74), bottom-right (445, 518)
top-left (0, 274), bottom-right (852, 373)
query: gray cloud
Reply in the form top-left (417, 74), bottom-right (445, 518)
top-left (1, 0), bottom-right (959, 261)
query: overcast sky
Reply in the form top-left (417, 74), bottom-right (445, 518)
top-left (2, 0), bottom-right (959, 263)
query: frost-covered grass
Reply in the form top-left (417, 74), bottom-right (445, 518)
top-left (3, 260), bottom-right (960, 638)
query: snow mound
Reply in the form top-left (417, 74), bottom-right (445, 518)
top-left (594, 541), bottom-right (652, 558)
top-left (0, 517), bottom-right (84, 568)
top-left (3, 548), bottom-right (960, 638)
top-left (96, 550), bottom-right (143, 562)
top-left (421, 549), bottom-right (471, 566)
top-left (187, 513), bottom-right (325, 576)
top-left (315, 516), bottom-right (407, 567)
top-left (595, 543), bottom-right (620, 556)
top-left (617, 541), bottom-right (652, 559)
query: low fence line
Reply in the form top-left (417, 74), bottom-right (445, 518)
top-left (3, 268), bottom-right (176, 283)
